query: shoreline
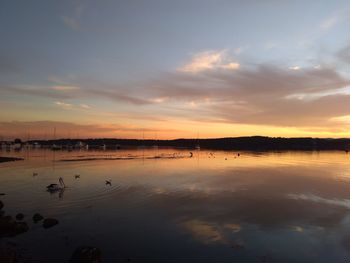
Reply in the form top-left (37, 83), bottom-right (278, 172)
top-left (0, 157), bottom-right (24, 163)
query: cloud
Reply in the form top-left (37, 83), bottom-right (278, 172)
top-left (0, 121), bottom-right (178, 139)
top-left (0, 121), bottom-right (115, 139)
top-left (55, 101), bottom-right (73, 109)
top-left (338, 44), bottom-right (350, 64)
top-left (320, 16), bottom-right (338, 30)
top-left (62, 16), bottom-right (80, 31)
top-left (61, 2), bottom-right (84, 31)
top-left (1, 85), bottom-right (75, 99)
top-left (3, 46), bottom-right (350, 132)
top-left (0, 82), bottom-right (151, 105)
top-left (233, 46), bottom-right (248, 55)
top-left (145, 61), bottom-right (350, 128)
top-left (55, 101), bottom-right (91, 110)
top-left (80, 103), bottom-right (91, 109)
top-left (178, 50), bottom-right (239, 73)
top-left (51, 85), bottom-right (80, 91)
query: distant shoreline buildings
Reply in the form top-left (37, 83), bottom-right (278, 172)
top-left (1, 136), bottom-right (350, 152)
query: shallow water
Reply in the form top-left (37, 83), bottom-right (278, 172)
top-left (1, 148), bottom-right (350, 262)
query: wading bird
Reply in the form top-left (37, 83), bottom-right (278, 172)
top-left (47, 177), bottom-right (66, 192)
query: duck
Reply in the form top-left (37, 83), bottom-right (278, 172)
top-left (75, 174), bottom-right (80, 179)
top-left (105, 180), bottom-right (112, 186)
top-left (47, 177), bottom-right (66, 192)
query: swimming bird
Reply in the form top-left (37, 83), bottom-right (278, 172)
top-left (75, 174), bottom-right (80, 179)
top-left (189, 152), bottom-right (193, 157)
top-left (105, 180), bottom-right (112, 186)
top-left (33, 172), bottom-right (38, 177)
top-left (47, 177), bottom-right (66, 192)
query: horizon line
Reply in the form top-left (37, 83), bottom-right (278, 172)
top-left (3, 135), bottom-right (350, 142)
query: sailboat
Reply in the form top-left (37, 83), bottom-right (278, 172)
top-left (138, 130), bottom-right (146, 149)
top-left (195, 131), bottom-right (200, 150)
top-left (152, 132), bottom-right (158, 149)
top-left (51, 127), bottom-right (62, 150)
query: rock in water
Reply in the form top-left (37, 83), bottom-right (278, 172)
top-left (0, 216), bottom-right (29, 237)
top-left (0, 248), bottom-right (17, 263)
top-left (32, 213), bottom-right (44, 223)
top-left (70, 247), bottom-right (102, 263)
top-left (15, 213), bottom-right (24, 221)
top-left (43, 218), bottom-right (59, 229)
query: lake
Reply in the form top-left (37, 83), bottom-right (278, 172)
top-left (1, 148), bottom-right (350, 262)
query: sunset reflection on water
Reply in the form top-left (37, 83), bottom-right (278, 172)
top-left (1, 149), bottom-right (350, 262)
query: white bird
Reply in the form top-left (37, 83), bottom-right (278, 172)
top-left (47, 177), bottom-right (66, 192)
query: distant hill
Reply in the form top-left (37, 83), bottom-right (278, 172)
top-left (28, 136), bottom-right (350, 151)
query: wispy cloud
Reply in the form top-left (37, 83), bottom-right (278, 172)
top-left (61, 2), bottom-right (84, 31)
top-left (0, 121), bottom-right (179, 139)
top-left (289, 66), bottom-right (301, 70)
top-left (178, 50), bottom-right (239, 73)
top-left (62, 16), bottom-right (81, 31)
top-left (55, 101), bottom-right (91, 110)
top-left (55, 101), bottom-right (73, 109)
top-left (320, 16), bottom-right (338, 31)
top-left (51, 85), bottom-right (80, 91)
top-left (79, 103), bottom-right (91, 109)
top-left (338, 44), bottom-right (350, 64)
top-left (3, 45), bottom-right (350, 134)
top-left (146, 58), bottom-right (350, 128)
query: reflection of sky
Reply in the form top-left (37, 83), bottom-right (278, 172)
top-left (1, 149), bottom-right (350, 261)
top-left (2, 1), bottom-right (350, 138)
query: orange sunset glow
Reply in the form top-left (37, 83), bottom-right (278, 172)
top-left (1, 1), bottom-right (350, 140)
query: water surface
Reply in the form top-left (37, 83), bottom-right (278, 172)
top-left (1, 148), bottom-right (350, 262)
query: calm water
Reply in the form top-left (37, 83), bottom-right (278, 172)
top-left (1, 148), bottom-right (350, 262)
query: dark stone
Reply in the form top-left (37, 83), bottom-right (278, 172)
top-left (43, 218), bottom-right (59, 229)
top-left (70, 246), bottom-right (102, 263)
top-left (15, 213), bottom-right (24, 221)
top-left (32, 213), bottom-right (44, 223)
top-left (0, 215), bottom-right (29, 237)
top-left (0, 200), bottom-right (3, 210)
top-left (0, 248), bottom-right (17, 263)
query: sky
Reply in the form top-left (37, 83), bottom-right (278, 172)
top-left (1, 0), bottom-right (350, 139)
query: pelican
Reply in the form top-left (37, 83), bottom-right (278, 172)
top-left (47, 177), bottom-right (66, 192)
top-left (105, 180), bottom-right (112, 186)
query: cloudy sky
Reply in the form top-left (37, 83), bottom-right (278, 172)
top-left (1, 0), bottom-right (350, 139)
